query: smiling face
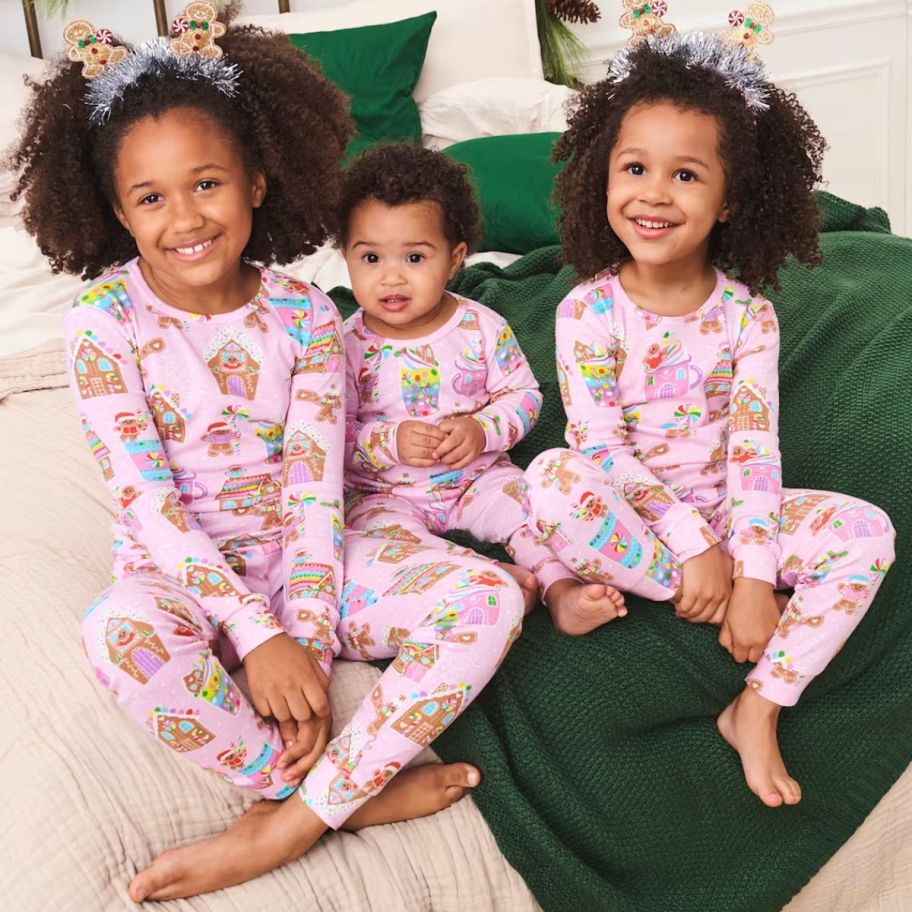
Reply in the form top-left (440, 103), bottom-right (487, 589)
top-left (606, 101), bottom-right (730, 277)
top-left (344, 198), bottom-right (467, 340)
top-left (112, 107), bottom-right (265, 308)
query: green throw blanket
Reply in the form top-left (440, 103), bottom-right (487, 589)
top-left (329, 193), bottom-right (911, 912)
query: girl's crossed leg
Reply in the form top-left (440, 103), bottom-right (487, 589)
top-left (128, 527), bottom-right (525, 899)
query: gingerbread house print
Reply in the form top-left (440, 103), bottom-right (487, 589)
top-left (181, 560), bottom-right (238, 599)
top-left (740, 463), bottom-right (782, 493)
top-left (831, 506), bottom-right (888, 542)
top-left (779, 493), bottom-right (829, 534)
top-left (392, 684), bottom-right (465, 747)
top-left (149, 709), bottom-right (215, 753)
top-left (283, 426), bottom-right (327, 485)
top-left (81, 416), bottom-right (114, 481)
top-left (149, 388), bottom-right (186, 442)
top-left (205, 329), bottom-right (262, 399)
top-left (383, 562), bottom-right (460, 597)
top-left (392, 640), bottom-right (439, 682)
top-left (183, 650), bottom-right (241, 714)
top-left (296, 320), bottom-right (344, 375)
top-left (623, 482), bottom-right (674, 523)
top-left (364, 523), bottom-right (423, 544)
top-left (288, 554), bottom-right (337, 605)
top-left (72, 335), bottom-right (127, 399)
top-left (341, 581), bottom-right (378, 618)
top-left (730, 384), bottom-right (770, 432)
top-left (216, 468), bottom-right (278, 512)
top-left (105, 615), bottom-right (170, 684)
top-left (371, 542), bottom-right (424, 564)
top-left (432, 591), bottom-right (501, 632)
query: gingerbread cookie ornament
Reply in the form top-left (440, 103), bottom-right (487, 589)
top-left (64, 21), bottom-right (128, 79)
top-left (170, 3), bottom-right (227, 59)
top-left (619, 2), bottom-right (676, 48)
top-left (721, 3), bottom-right (775, 56)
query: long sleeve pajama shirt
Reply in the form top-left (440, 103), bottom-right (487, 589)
top-left (70, 259), bottom-right (523, 825)
top-left (524, 268), bottom-right (895, 705)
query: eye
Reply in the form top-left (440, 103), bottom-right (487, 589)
top-left (406, 253), bottom-right (424, 264)
top-left (196, 179), bottom-right (218, 191)
top-left (138, 193), bottom-right (162, 206)
top-left (362, 253), bottom-right (379, 264)
top-left (676, 169), bottom-right (697, 183)
top-left (625, 163), bottom-right (645, 176)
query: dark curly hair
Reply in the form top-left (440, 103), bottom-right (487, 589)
top-left (8, 12), bottom-right (354, 279)
top-left (554, 42), bottom-right (826, 292)
top-left (335, 143), bottom-right (481, 253)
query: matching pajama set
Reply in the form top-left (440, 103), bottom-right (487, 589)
top-left (344, 296), bottom-right (573, 594)
top-left (524, 269), bottom-right (895, 705)
top-left (69, 259), bottom-right (524, 827)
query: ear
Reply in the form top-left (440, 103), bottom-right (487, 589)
top-left (718, 201), bottom-right (732, 224)
top-left (113, 203), bottom-right (133, 237)
top-left (448, 241), bottom-right (468, 278)
top-left (250, 170), bottom-right (267, 209)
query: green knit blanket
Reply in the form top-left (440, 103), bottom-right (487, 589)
top-left (329, 193), bottom-right (912, 912)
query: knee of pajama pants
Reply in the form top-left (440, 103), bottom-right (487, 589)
top-left (80, 575), bottom-right (208, 695)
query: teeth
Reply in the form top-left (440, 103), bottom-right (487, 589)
top-left (174, 239), bottom-right (213, 255)
top-left (636, 219), bottom-right (673, 229)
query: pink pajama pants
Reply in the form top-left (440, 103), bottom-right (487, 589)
top-left (347, 456), bottom-right (574, 595)
top-left (81, 530), bottom-right (525, 827)
top-left (524, 448), bottom-right (895, 706)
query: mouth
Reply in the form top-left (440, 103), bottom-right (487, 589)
top-left (168, 235), bottom-right (220, 261)
top-left (379, 294), bottom-right (410, 312)
top-left (630, 217), bottom-right (678, 238)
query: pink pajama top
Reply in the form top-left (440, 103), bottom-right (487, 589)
top-left (65, 257), bottom-right (345, 674)
top-left (344, 296), bottom-right (542, 508)
top-left (557, 268), bottom-right (782, 584)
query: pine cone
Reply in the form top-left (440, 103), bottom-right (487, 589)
top-left (548, 0), bottom-right (601, 24)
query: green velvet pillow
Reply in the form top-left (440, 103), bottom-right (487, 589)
top-left (290, 12), bottom-right (436, 160)
top-left (445, 132), bottom-right (565, 254)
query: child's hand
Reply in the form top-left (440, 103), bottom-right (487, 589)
top-left (675, 544), bottom-right (733, 623)
top-left (276, 713), bottom-right (333, 785)
top-left (433, 416), bottom-right (486, 469)
top-left (243, 633), bottom-right (330, 727)
top-left (397, 420), bottom-right (447, 467)
top-left (718, 578), bottom-right (781, 664)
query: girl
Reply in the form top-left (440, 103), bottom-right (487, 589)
top-left (522, 27), bottom-right (895, 808)
top-left (12, 8), bottom-right (524, 899)
top-left (339, 144), bottom-right (576, 613)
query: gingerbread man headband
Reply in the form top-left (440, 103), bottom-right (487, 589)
top-left (615, 2), bottom-right (775, 111)
top-left (64, 3), bottom-right (240, 126)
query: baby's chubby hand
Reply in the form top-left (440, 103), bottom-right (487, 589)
top-left (397, 420), bottom-right (447, 467)
top-left (433, 416), bottom-right (486, 469)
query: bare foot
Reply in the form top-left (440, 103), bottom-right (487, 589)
top-left (545, 578), bottom-right (626, 635)
top-left (717, 686), bottom-right (801, 808)
top-left (129, 790), bottom-right (327, 901)
top-left (343, 762), bottom-right (480, 830)
top-left (497, 561), bottom-right (539, 614)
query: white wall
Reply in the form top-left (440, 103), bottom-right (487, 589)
top-left (5, 0), bottom-right (910, 233)
top-left (569, 0), bottom-right (912, 235)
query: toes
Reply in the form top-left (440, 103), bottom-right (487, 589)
top-left (129, 854), bottom-right (183, 902)
top-left (758, 786), bottom-right (784, 808)
top-left (779, 777), bottom-right (802, 805)
top-left (440, 762), bottom-right (480, 788)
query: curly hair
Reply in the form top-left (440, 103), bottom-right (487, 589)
top-left (8, 14), bottom-right (354, 279)
top-left (553, 42), bottom-right (826, 292)
top-left (335, 144), bottom-right (481, 253)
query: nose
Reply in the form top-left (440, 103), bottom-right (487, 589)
top-left (380, 263), bottom-right (406, 286)
top-left (170, 192), bottom-right (206, 233)
top-left (638, 172), bottom-right (672, 206)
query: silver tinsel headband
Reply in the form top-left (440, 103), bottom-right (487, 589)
top-left (84, 37), bottom-right (242, 127)
top-left (608, 31), bottom-right (771, 112)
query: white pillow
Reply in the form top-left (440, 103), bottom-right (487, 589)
top-left (419, 77), bottom-right (575, 149)
top-left (237, 0), bottom-right (543, 103)
top-left (0, 223), bottom-right (83, 360)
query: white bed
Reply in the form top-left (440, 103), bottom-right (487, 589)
top-left (0, 2), bottom-right (909, 908)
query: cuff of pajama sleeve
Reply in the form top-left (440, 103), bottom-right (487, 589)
top-left (471, 412), bottom-right (500, 452)
top-left (223, 600), bottom-right (286, 661)
top-left (731, 544), bottom-right (779, 586)
top-left (659, 504), bottom-right (718, 563)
